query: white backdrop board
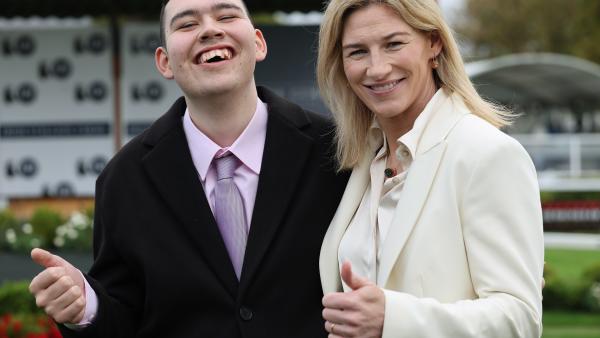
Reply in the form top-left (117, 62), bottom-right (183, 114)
top-left (0, 25), bottom-right (114, 198)
top-left (120, 23), bottom-right (183, 145)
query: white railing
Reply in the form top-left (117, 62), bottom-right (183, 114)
top-left (512, 133), bottom-right (600, 191)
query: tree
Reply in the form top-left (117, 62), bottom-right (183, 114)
top-left (458, 0), bottom-right (600, 64)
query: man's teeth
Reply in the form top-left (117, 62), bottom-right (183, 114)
top-left (200, 48), bottom-right (232, 64)
top-left (370, 81), bottom-right (400, 91)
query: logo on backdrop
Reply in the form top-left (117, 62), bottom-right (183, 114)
top-left (77, 156), bottom-right (107, 176)
top-left (131, 82), bottom-right (164, 102)
top-left (130, 33), bottom-right (161, 55)
top-left (5, 158), bottom-right (39, 179)
top-left (38, 58), bottom-right (73, 80)
top-left (75, 81), bottom-right (108, 102)
top-left (2, 35), bottom-right (36, 56)
top-left (73, 33), bottom-right (108, 55)
top-left (42, 182), bottom-right (75, 197)
top-left (3, 83), bottom-right (37, 104)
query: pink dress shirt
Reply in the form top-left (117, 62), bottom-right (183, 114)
top-left (183, 98), bottom-right (268, 226)
top-left (73, 98), bottom-right (268, 328)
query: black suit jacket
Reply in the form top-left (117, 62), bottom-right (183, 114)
top-left (60, 87), bottom-right (349, 338)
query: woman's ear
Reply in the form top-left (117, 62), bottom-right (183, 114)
top-left (429, 31), bottom-right (442, 56)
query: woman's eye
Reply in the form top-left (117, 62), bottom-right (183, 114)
top-left (348, 50), bottom-right (366, 57)
top-left (388, 42), bottom-right (404, 49)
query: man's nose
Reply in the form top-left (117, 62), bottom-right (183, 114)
top-left (199, 21), bottom-right (225, 41)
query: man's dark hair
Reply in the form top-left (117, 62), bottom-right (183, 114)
top-left (159, 0), bottom-right (170, 48)
top-left (159, 0), bottom-right (251, 48)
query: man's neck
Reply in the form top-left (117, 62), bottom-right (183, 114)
top-left (186, 84), bottom-right (259, 148)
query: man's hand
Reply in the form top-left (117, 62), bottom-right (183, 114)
top-left (322, 261), bottom-right (385, 338)
top-left (29, 248), bottom-right (86, 324)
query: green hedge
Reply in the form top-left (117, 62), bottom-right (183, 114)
top-left (543, 262), bottom-right (600, 312)
top-left (0, 208), bottom-right (93, 253)
top-left (0, 281), bottom-right (61, 337)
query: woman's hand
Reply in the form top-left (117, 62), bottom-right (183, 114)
top-left (322, 261), bottom-right (385, 338)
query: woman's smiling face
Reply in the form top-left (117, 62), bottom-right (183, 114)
top-left (341, 4), bottom-right (440, 123)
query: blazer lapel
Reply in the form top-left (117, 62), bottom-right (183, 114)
top-left (376, 142), bottom-right (446, 285)
top-left (320, 129), bottom-right (382, 293)
top-left (239, 88), bottom-right (313, 291)
top-left (141, 99), bottom-right (238, 297)
top-left (377, 91), bottom-right (469, 285)
top-left (319, 157), bottom-right (370, 293)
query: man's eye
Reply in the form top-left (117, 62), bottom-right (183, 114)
top-left (178, 22), bottom-right (196, 29)
top-left (218, 15), bottom-right (236, 21)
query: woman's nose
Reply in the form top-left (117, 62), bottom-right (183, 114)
top-left (366, 54), bottom-right (392, 79)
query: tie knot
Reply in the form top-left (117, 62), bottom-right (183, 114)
top-left (214, 153), bottom-right (240, 180)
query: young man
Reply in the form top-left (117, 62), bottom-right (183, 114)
top-left (28, 0), bottom-right (348, 337)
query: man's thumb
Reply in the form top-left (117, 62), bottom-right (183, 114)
top-left (341, 260), bottom-right (372, 290)
top-left (31, 248), bottom-right (68, 269)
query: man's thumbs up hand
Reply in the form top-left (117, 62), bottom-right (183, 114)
top-left (29, 248), bottom-right (86, 324)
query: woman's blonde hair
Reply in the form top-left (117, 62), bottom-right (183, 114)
top-left (317, 0), bottom-right (512, 170)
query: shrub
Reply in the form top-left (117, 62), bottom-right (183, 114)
top-left (29, 209), bottom-right (64, 249)
top-left (52, 211), bottom-right (93, 251)
top-left (580, 263), bottom-right (600, 312)
top-left (0, 210), bottom-right (19, 250)
top-left (0, 313), bottom-right (62, 338)
top-left (0, 282), bottom-right (62, 337)
top-left (0, 281), bottom-right (40, 316)
top-left (542, 263), bottom-right (577, 309)
top-left (1, 208), bottom-right (94, 253)
top-left (2, 224), bottom-right (45, 254)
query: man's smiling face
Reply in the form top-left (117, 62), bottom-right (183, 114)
top-left (155, 0), bottom-right (267, 98)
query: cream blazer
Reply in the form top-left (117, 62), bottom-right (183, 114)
top-left (320, 91), bottom-right (544, 338)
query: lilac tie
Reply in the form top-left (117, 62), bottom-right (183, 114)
top-left (214, 153), bottom-right (247, 279)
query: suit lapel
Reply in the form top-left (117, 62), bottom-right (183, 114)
top-left (376, 90), bottom-right (469, 285)
top-left (319, 155), bottom-right (371, 293)
top-left (239, 88), bottom-right (313, 291)
top-left (376, 142), bottom-right (446, 285)
top-left (141, 99), bottom-right (238, 297)
top-left (320, 128), bottom-right (383, 293)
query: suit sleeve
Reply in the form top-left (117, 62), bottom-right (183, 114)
top-left (381, 137), bottom-right (544, 338)
top-left (58, 172), bottom-right (142, 338)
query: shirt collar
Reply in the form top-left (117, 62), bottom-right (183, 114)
top-left (397, 88), bottom-right (444, 159)
top-left (183, 98), bottom-right (268, 181)
top-left (370, 88), bottom-right (444, 161)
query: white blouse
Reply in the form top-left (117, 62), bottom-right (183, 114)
top-left (338, 89), bottom-right (442, 288)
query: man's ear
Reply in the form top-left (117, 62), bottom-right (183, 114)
top-left (254, 29), bottom-right (267, 62)
top-left (155, 46), bottom-right (174, 79)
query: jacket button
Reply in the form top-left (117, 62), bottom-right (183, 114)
top-left (239, 307), bottom-right (253, 321)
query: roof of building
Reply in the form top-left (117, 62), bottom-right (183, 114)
top-left (465, 53), bottom-right (600, 111)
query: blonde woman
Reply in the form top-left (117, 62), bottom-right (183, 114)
top-left (317, 0), bottom-right (544, 337)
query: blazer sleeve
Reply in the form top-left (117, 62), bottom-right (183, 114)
top-left (381, 137), bottom-right (544, 338)
top-left (58, 171), bottom-right (142, 338)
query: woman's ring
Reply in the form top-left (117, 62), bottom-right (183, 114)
top-left (331, 323), bottom-right (336, 334)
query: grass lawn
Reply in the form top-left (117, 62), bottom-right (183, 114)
top-left (543, 248), bottom-right (600, 338)
top-left (543, 311), bottom-right (600, 338)
top-left (545, 248), bottom-right (600, 286)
